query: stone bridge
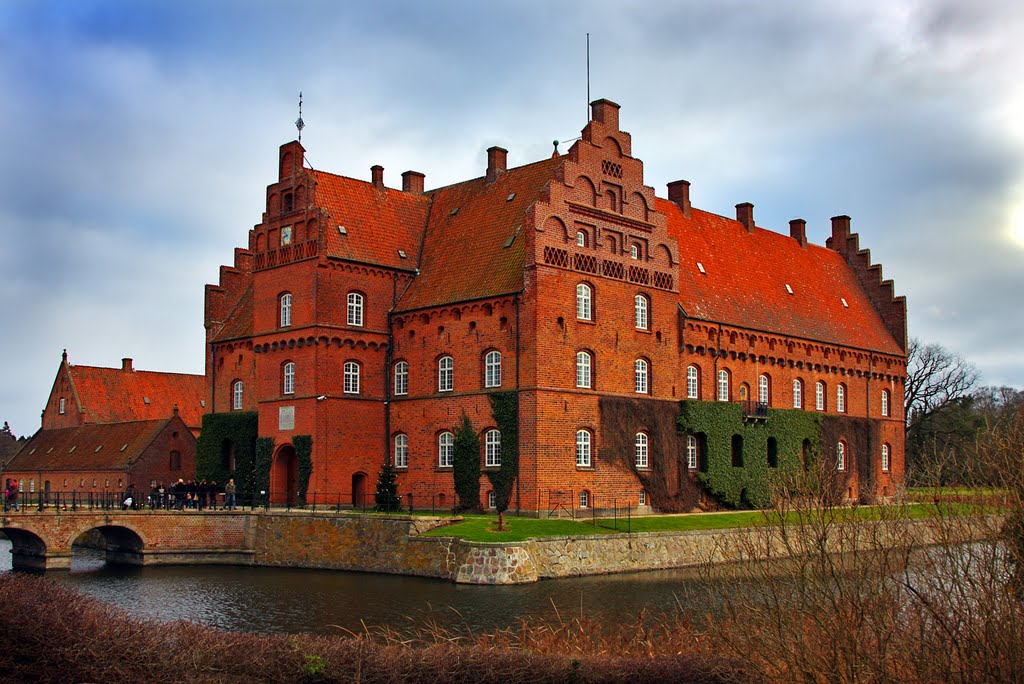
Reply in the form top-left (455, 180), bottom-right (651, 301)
top-left (0, 510), bottom-right (255, 571)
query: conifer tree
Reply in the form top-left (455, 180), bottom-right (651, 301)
top-left (374, 462), bottom-right (400, 511)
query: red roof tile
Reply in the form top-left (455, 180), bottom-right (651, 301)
top-left (661, 200), bottom-right (903, 355)
top-left (6, 420), bottom-right (169, 471)
top-left (68, 364), bottom-right (206, 429)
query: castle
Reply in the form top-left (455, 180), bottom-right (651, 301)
top-left (203, 99), bottom-right (907, 513)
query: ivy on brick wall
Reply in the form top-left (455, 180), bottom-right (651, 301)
top-left (254, 436), bottom-right (274, 499)
top-left (293, 435), bottom-right (313, 505)
top-left (452, 413), bottom-right (482, 513)
top-left (679, 401), bottom-right (821, 509)
top-left (821, 415), bottom-right (879, 504)
top-left (484, 392), bottom-right (518, 514)
top-left (195, 412), bottom-right (258, 497)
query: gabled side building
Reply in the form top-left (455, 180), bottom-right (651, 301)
top-left (205, 99), bottom-right (906, 512)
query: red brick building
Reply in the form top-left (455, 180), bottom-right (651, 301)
top-left (205, 99), bottom-right (906, 512)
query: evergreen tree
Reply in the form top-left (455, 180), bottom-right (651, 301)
top-left (453, 413), bottom-right (482, 513)
top-left (374, 462), bottom-right (400, 511)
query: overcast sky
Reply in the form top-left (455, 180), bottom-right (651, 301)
top-left (1, 0), bottom-right (1022, 436)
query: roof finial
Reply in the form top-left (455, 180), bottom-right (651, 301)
top-left (62, 348), bottom-right (68, 363)
top-left (295, 91), bottom-right (305, 142)
top-left (552, 140), bottom-right (560, 158)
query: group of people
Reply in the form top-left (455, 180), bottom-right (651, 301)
top-left (145, 478), bottom-right (238, 511)
top-left (3, 479), bottom-right (18, 512)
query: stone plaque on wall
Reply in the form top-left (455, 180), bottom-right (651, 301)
top-left (278, 406), bottom-right (295, 431)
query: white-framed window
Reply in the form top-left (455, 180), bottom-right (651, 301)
top-left (59, 397), bottom-right (65, 414)
top-left (438, 356), bottom-right (454, 392)
top-left (836, 441), bottom-right (846, 471)
top-left (29, 479), bottom-right (34, 493)
top-left (576, 429), bottom-right (592, 467)
top-left (485, 429), bottom-right (501, 467)
top-left (576, 231), bottom-right (586, 247)
top-left (630, 244), bottom-right (639, 259)
top-left (576, 283), bottom-right (592, 321)
top-left (488, 491), bottom-right (497, 509)
top-left (347, 292), bottom-right (364, 327)
top-left (580, 490), bottom-right (589, 508)
top-left (881, 389), bottom-right (890, 417)
top-left (635, 359), bottom-right (649, 394)
top-left (280, 293), bottom-right (292, 327)
top-left (793, 379), bottom-right (803, 409)
top-left (687, 365), bottom-right (699, 399)
top-left (484, 350), bottom-right (501, 388)
top-left (634, 294), bottom-right (649, 330)
top-left (438, 432), bottom-right (454, 468)
top-left (639, 490), bottom-right (646, 506)
top-left (837, 385), bottom-right (846, 413)
top-left (635, 432), bottom-right (649, 468)
top-left (283, 362), bottom-right (295, 395)
top-left (232, 381), bottom-right (244, 410)
top-left (394, 434), bottom-right (408, 468)
top-left (816, 381), bottom-right (825, 411)
top-left (758, 374), bottom-right (770, 405)
top-left (393, 361), bottom-right (408, 396)
top-left (686, 435), bottom-right (699, 470)
top-left (343, 361), bottom-right (360, 394)
top-left (882, 444), bottom-right (891, 472)
top-left (717, 369), bottom-right (730, 402)
top-left (576, 351), bottom-right (592, 388)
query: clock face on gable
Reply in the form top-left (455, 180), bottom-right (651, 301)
top-left (281, 225), bottom-right (292, 245)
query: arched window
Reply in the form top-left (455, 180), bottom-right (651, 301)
top-left (793, 379), bottom-right (803, 409)
top-left (717, 369), bottom-right (730, 402)
top-left (816, 381), bottom-right (826, 411)
top-left (394, 434), bottom-right (408, 468)
top-left (686, 435), bottom-right (699, 470)
top-left (635, 432), bottom-right (649, 468)
top-left (347, 292), bottom-right (364, 327)
top-left (579, 490), bottom-right (589, 508)
top-left (484, 350), bottom-right (502, 388)
top-left (576, 351), bottom-right (592, 388)
top-left (635, 358), bottom-right (649, 394)
top-left (576, 429), bottom-right (592, 467)
top-left (881, 443), bottom-right (891, 472)
top-left (881, 389), bottom-right (890, 417)
top-left (687, 365), bottom-right (700, 399)
top-left (393, 361), bottom-right (408, 396)
top-left (282, 362), bottom-right (295, 395)
top-left (438, 432), bottom-right (454, 468)
top-left (836, 441), bottom-right (846, 471)
top-left (232, 380), bottom-right (244, 410)
top-left (576, 231), bottom-right (586, 247)
top-left (485, 429), bottom-right (502, 467)
top-left (279, 293), bottom-right (292, 327)
top-left (576, 283), bottom-right (592, 321)
top-left (438, 356), bottom-right (453, 392)
top-left (343, 361), bottom-right (360, 394)
top-left (630, 244), bottom-right (639, 259)
top-left (837, 384), bottom-right (847, 413)
top-left (758, 374), bottom-right (770, 405)
top-left (634, 294), bottom-right (649, 330)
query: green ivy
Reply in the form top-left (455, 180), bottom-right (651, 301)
top-left (485, 392), bottom-right (518, 514)
top-left (452, 413), bottom-right (482, 513)
top-left (293, 435), bottom-right (313, 505)
top-left (195, 412), bottom-right (258, 497)
top-left (254, 436), bottom-right (274, 499)
top-left (821, 415), bottom-right (879, 504)
top-left (679, 401), bottom-right (821, 508)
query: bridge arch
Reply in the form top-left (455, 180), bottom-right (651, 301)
top-left (70, 524), bottom-right (146, 567)
top-left (1, 525), bottom-right (51, 572)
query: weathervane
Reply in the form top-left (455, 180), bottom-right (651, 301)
top-left (296, 91), bottom-right (305, 142)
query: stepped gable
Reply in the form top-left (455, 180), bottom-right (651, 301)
top-left (67, 362), bottom-right (206, 430)
top-left (397, 156), bottom-right (563, 311)
top-left (210, 283), bottom-right (253, 343)
top-left (661, 199), bottom-right (903, 355)
top-left (6, 420), bottom-right (168, 471)
top-left (316, 169), bottom-right (429, 270)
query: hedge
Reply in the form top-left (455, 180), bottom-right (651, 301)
top-left (195, 411), bottom-right (258, 497)
top-left (484, 392), bottom-right (518, 514)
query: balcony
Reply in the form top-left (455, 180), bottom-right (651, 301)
top-left (738, 400), bottom-right (769, 422)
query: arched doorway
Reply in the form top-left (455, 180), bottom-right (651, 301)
top-left (351, 472), bottom-right (367, 509)
top-left (271, 444), bottom-right (298, 506)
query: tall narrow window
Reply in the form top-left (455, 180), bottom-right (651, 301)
top-left (816, 381), bottom-right (825, 411)
top-left (793, 379), bottom-right (803, 409)
top-left (232, 380), bottom-right (244, 410)
top-left (169, 451), bottom-right (181, 470)
top-left (484, 351), bottom-right (501, 388)
top-left (881, 389), bottom-right (890, 417)
top-left (438, 356), bottom-right (453, 392)
top-left (635, 359), bottom-right (649, 394)
top-left (836, 441), bottom-right (846, 471)
top-left (59, 397), bottom-right (66, 414)
top-left (717, 369), bottom-right (730, 402)
top-left (438, 432), bottom-right (454, 468)
top-left (576, 231), bottom-right (586, 247)
top-left (758, 374), bottom-right (770, 405)
top-left (881, 444), bottom-right (890, 472)
top-left (635, 432), bottom-right (649, 468)
top-left (630, 244), bottom-right (639, 259)
top-left (687, 365), bottom-right (699, 399)
top-left (634, 294), bottom-right (649, 330)
top-left (347, 292), bottom-right (364, 327)
top-left (576, 429), bottom-right (592, 467)
top-left (837, 385), bottom-right (846, 413)
top-left (576, 351), bottom-right (592, 388)
top-left (343, 361), bottom-right (360, 394)
top-left (393, 361), bottom-right (408, 396)
top-left (280, 293), bottom-right (292, 327)
top-left (394, 434), bottom-right (408, 468)
top-left (686, 435), bottom-right (699, 470)
top-left (283, 362), bottom-right (295, 395)
top-left (576, 283), bottom-right (592, 320)
top-left (580, 490), bottom-right (589, 508)
top-left (485, 429), bottom-right (501, 467)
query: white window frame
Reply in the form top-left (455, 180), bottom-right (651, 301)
top-left (881, 444), bottom-right (890, 472)
top-left (687, 366), bottom-right (699, 399)
top-left (438, 432), bottom-right (454, 468)
top-left (816, 381), bottom-right (825, 411)
top-left (59, 397), bottom-right (66, 414)
top-left (717, 369), bottom-right (730, 402)
top-left (759, 375), bottom-right (770, 405)
top-left (630, 244), bottom-right (639, 259)
top-left (687, 435), bottom-right (699, 470)
top-left (393, 361), bottom-right (408, 396)
top-left (283, 362), bottom-right (295, 395)
top-left (438, 356), bottom-right (454, 392)
top-left (347, 292), bottom-right (364, 327)
top-left (635, 359), bottom-right (649, 394)
top-left (634, 294), bottom-right (649, 330)
top-left (576, 283), bottom-right (592, 321)
top-left (635, 432), bottom-right (649, 468)
top-left (881, 390), bottom-right (890, 417)
top-left (793, 379), bottom-right (802, 409)
top-left (394, 434), bottom-right (408, 468)
top-left (484, 350), bottom-right (501, 388)
top-left (576, 231), bottom-right (585, 247)
top-left (280, 293), bottom-right (292, 327)
top-left (576, 351), bottom-right (592, 389)
top-left (488, 491), bottom-right (497, 509)
top-left (837, 385), bottom-right (846, 413)
top-left (485, 429), bottom-right (501, 467)
top-left (579, 490), bottom-right (589, 508)
top-left (343, 361), bottom-right (360, 395)
top-left (232, 381), bottom-right (244, 410)
top-left (836, 442), bottom-right (846, 471)
top-left (576, 429), bottom-right (592, 467)
top-left (639, 490), bottom-right (646, 506)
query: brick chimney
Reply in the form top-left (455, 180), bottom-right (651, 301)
top-left (371, 165), bottom-right (384, 190)
top-left (590, 98), bottom-right (620, 130)
top-left (486, 146), bottom-right (507, 183)
top-left (736, 203), bottom-right (755, 233)
top-left (667, 180), bottom-right (691, 218)
top-left (402, 170), bottom-right (425, 194)
top-left (789, 218), bottom-right (807, 248)
top-left (830, 215), bottom-right (852, 254)
top-left (121, 358), bottom-right (133, 372)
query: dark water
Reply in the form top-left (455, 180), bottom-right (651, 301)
top-left (0, 538), bottom-right (719, 635)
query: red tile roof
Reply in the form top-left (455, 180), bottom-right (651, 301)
top-left (5, 420), bottom-right (170, 472)
top-left (397, 157), bottom-right (562, 311)
top-left (68, 364), bottom-right (206, 429)
top-left (661, 200), bottom-right (903, 355)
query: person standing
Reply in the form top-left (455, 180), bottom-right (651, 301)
top-left (6, 479), bottom-right (19, 512)
top-left (225, 478), bottom-right (237, 511)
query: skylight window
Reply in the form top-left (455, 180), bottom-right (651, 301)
top-left (143, 397), bottom-right (151, 405)
top-left (785, 284), bottom-right (794, 294)
top-left (398, 249), bottom-right (407, 258)
top-left (697, 262), bottom-right (706, 275)
top-left (120, 444), bottom-right (128, 451)
top-left (68, 445), bottom-right (76, 453)
top-left (450, 208), bottom-right (459, 216)
top-left (95, 445), bottom-right (103, 453)
top-left (506, 193), bottom-right (516, 202)
top-left (338, 225), bottom-right (348, 235)
top-left (841, 297), bottom-right (849, 308)
top-left (503, 234), bottom-right (516, 248)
